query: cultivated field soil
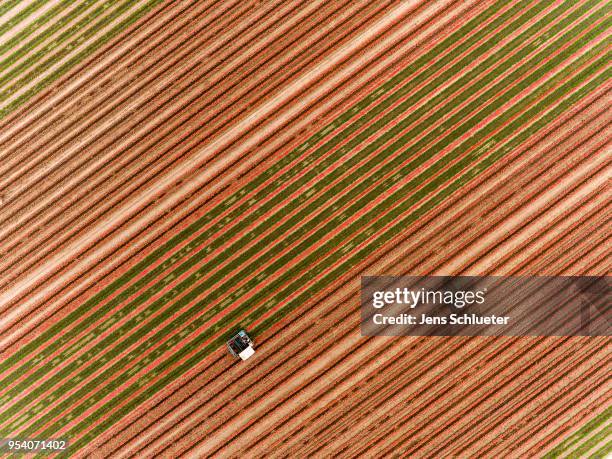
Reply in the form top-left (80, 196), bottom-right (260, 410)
top-left (0, 0), bottom-right (609, 457)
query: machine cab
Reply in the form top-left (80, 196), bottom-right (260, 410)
top-left (227, 330), bottom-right (255, 361)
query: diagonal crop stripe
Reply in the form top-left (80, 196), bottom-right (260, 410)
top-left (0, 0), bottom-right (403, 290)
top-left (543, 406), bottom-right (612, 458)
top-left (0, 0), bottom-right (164, 118)
top-left (0, 0), bottom-right (55, 38)
top-left (0, 1), bottom-right (103, 59)
top-left (0, 0), bottom-right (517, 376)
top-left (0, 1), bottom-right (148, 92)
top-left (0, 0), bottom-right (609, 455)
top-left (0, 0), bottom-right (608, 424)
top-left (66, 55), bottom-right (610, 456)
top-left (0, 0), bottom-right (573, 411)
